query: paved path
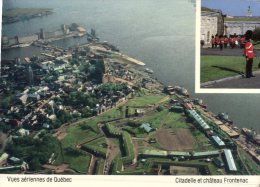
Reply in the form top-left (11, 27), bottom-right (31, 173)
top-left (201, 47), bottom-right (260, 56)
top-left (202, 71), bottom-right (260, 88)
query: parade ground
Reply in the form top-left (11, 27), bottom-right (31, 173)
top-left (200, 47), bottom-right (260, 88)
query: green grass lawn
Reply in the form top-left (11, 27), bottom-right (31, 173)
top-left (63, 153), bottom-right (91, 173)
top-left (61, 125), bottom-right (98, 148)
top-left (163, 112), bottom-right (189, 129)
top-left (254, 43), bottom-right (260, 50)
top-left (126, 94), bottom-right (165, 106)
top-left (192, 129), bottom-right (215, 151)
top-left (201, 55), bottom-right (259, 83)
top-left (138, 109), bottom-right (169, 129)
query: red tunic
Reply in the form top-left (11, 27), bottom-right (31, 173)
top-left (215, 37), bottom-right (220, 44)
top-left (224, 37), bottom-right (228, 44)
top-left (240, 37), bottom-right (245, 45)
top-left (244, 41), bottom-right (254, 59)
top-left (220, 38), bottom-right (225, 44)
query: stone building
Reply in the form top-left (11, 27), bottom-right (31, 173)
top-left (224, 18), bottom-right (260, 36)
top-left (201, 10), bottom-right (225, 45)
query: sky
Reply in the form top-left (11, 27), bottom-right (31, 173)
top-left (202, 0), bottom-right (260, 16)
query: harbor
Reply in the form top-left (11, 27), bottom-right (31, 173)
top-left (1, 23), bottom-right (89, 50)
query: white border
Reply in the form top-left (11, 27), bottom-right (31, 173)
top-left (195, 0), bottom-right (260, 94)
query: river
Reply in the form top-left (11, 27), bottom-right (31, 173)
top-left (1, 0), bottom-right (260, 132)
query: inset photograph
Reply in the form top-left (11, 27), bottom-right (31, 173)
top-left (200, 0), bottom-right (260, 89)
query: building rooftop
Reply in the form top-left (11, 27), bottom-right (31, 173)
top-left (187, 110), bottom-right (210, 130)
top-left (140, 123), bottom-right (153, 133)
top-left (223, 149), bottom-right (237, 171)
top-left (212, 135), bottom-right (225, 147)
top-left (168, 151), bottom-right (191, 157)
top-left (192, 150), bottom-right (220, 157)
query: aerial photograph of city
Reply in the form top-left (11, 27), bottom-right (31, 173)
top-left (0, 0), bottom-right (259, 177)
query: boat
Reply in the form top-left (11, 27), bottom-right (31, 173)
top-left (194, 98), bottom-right (207, 108)
top-left (242, 128), bottom-right (260, 145)
top-left (174, 86), bottom-right (189, 97)
top-left (145, 68), bottom-right (154, 74)
top-left (217, 112), bottom-right (233, 124)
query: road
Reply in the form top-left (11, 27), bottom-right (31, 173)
top-left (202, 73), bottom-right (260, 88)
top-left (201, 47), bottom-right (260, 56)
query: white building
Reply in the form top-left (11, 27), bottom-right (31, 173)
top-left (201, 11), bottom-right (224, 45)
top-left (225, 20), bottom-right (260, 36)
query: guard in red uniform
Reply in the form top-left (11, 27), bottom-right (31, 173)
top-left (229, 35), bottom-right (234, 48)
top-left (215, 35), bottom-right (220, 48)
top-left (211, 35), bottom-right (215, 48)
top-left (219, 35), bottom-right (224, 50)
top-left (234, 34), bottom-right (238, 47)
top-left (244, 30), bottom-right (255, 78)
top-left (224, 35), bottom-right (228, 48)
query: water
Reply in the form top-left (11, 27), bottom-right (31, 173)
top-left (2, 0), bottom-right (260, 132)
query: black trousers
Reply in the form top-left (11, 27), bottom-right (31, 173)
top-left (219, 44), bottom-right (223, 50)
top-left (246, 58), bottom-right (253, 77)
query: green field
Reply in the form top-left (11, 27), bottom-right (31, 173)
top-left (255, 43), bottom-right (260, 50)
top-left (201, 55), bottom-right (259, 83)
top-left (126, 94), bottom-right (165, 106)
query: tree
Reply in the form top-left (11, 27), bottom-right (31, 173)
top-left (29, 158), bottom-right (41, 171)
top-left (0, 96), bottom-right (13, 109)
top-left (6, 133), bottom-right (60, 171)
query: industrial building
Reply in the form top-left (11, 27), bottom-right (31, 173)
top-left (167, 151), bottom-right (191, 158)
top-left (186, 110), bottom-right (210, 131)
top-left (192, 150), bottom-right (221, 158)
top-left (211, 135), bottom-right (225, 147)
top-left (18, 34), bottom-right (39, 44)
top-left (223, 149), bottom-right (237, 172)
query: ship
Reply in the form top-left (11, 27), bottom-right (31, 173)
top-left (217, 112), bottom-right (233, 124)
top-left (242, 128), bottom-right (260, 145)
top-left (174, 86), bottom-right (189, 97)
top-left (193, 98), bottom-right (207, 108)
